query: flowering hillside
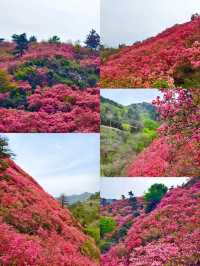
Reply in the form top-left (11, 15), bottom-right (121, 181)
top-left (127, 88), bottom-right (200, 177)
top-left (0, 41), bottom-right (99, 132)
top-left (101, 16), bottom-right (200, 88)
top-left (0, 158), bottom-right (99, 265)
top-left (101, 178), bottom-right (200, 265)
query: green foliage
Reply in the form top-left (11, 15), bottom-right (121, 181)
top-left (85, 226), bottom-right (100, 244)
top-left (100, 216), bottom-right (116, 237)
top-left (69, 193), bottom-right (100, 245)
top-left (101, 116), bottom-right (159, 176)
top-left (153, 79), bottom-right (170, 88)
top-left (0, 69), bottom-right (17, 93)
top-left (100, 240), bottom-right (113, 253)
top-left (85, 29), bottom-right (100, 50)
top-left (0, 88), bottom-right (27, 109)
top-left (122, 123), bottom-right (131, 132)
top-left (12, 33), bottom-right (29, 56)
top-left (144, 183), bottom-right (168, 213)
top-left (0, 136), bottom-right (14, 159)
top-left (48, 36), bottom-right (61, 44)
top-left (80, 239), bottom-right (100, 261)
top-left (20, 56), bottom-right (99, 89)
top-left (14, 66), bottom-right (36, 81)
top-left (173, 61), bottom-right (200, 88)
top-left (29, 36), bottom-right (37, 43)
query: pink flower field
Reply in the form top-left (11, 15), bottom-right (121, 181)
top-left (0, 41), bottom-right (99, 132)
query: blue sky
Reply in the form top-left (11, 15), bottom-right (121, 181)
top-left (3, 133), bottom-right (99, 197)
top-left (101, 177), bottom-right (188, 199)
top-left (0, 0), bottom-right (99, 42)
top-left (101, 0), bottom-right (200, 47)
top-left (101, 89), bottom-right (163, 105)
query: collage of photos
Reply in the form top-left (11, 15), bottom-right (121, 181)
top-left (0, 0), bottom-right (200, 265)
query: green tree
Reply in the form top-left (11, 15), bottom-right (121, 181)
top-left (12, 33), bottom-right (29, 56)
top-left (100, 216), bottom-right (116, 237)
top-left (144, 183), bottom-right (168, 213)
top-left (48, 36), bottom-right (61, 44)
top-left (29, 36), bottom-right (37, 43)
top-left (0, 136), bottom-right (14, 159)
top-left (85, 29), bottom-right (100, 50)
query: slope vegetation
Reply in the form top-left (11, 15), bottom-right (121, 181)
top-left (101, 178), bottom-right (200, 265)
top-left (100, 97), bottom-right (159, 176)
top-left (0, 41), bottom-right (99, 132)
top-left (101, 16), bottom-right (200, 88)
top-left (127, 89), bottom-right (200, 177)
top-left (0, 158), bottom-right (99, 265)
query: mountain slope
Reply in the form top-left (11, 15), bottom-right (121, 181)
top-left (101, 178), bottom-right (200, 266)
top-left (101, 16), bottom-right (200, 88)
top-left (101, 96), bottom-right (157, 130)
top-left (101, 97), bottom-right (159, 176)
top-left (0, 41), bottom-right (99, 132)
top-left (0, 158), bottom-right (99, 265)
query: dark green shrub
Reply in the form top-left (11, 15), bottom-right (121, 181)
top-left (144, 183), bottom-right (168, 213)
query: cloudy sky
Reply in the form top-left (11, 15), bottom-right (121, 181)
top-left (101, 177), bottom-right (188, 199)
top-left (3, 134), bottom-right (99, 197)
top-left (101, 0), bottom-right (200, 47)
top-left (0, 0), bottom-right (99, 42)
top-left (101, 89), bottom-right (163, 105)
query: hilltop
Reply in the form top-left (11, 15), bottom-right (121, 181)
top-left (0, 157), bottom-right (99, 265)
top-left (101, 16), bottom-right (200, 88)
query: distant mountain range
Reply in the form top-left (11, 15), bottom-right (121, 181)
top-left (57, 192), bottom-right (93, 205)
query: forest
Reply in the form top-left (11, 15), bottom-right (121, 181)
top-left (0, 31), bottom-right (100, 132)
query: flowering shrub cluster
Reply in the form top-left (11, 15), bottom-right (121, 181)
top-left (0, 86), bottom-right (99, 132)
top-left (101, 178), bottom-right (200, 265)
top-left (0, 158), bottom-right (99, 265)
top-left (127, 88), bottom-right (200, 177)
top-left (101, 17), bottom-right (200, 88)
top-left (0, 42), bottom-right (99, 132)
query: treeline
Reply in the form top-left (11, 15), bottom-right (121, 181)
top-left (0, 29), bottom-right (100, 57)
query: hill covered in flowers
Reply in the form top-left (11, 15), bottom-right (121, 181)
top-left (101, 16), bottom-right (200, 88)
top-left (0, 38), bottom-right (99, 132)
top-left (127, 88), bottom-right (200, 177)
top-left (101, 178), bottom-right (200, 265)
top-left (0, 156), bottom-right (99, 265)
